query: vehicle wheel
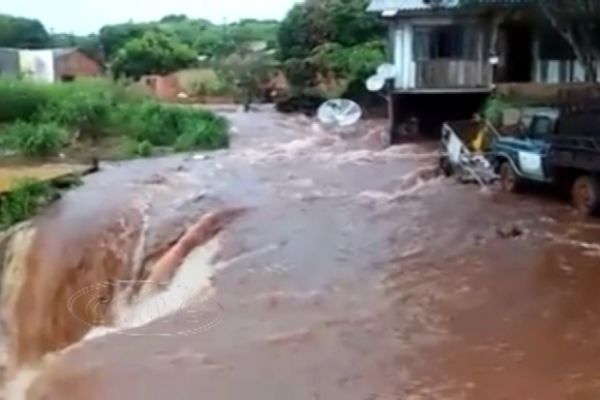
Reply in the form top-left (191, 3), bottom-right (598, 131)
top-left (439, 156), bottom-right (453, 177)
top-left (571, 175), bottom-right (600, 216)
top-left (500, 162), bottom-right (522, 193)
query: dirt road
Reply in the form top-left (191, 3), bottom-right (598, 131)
top-left (12, 108), bottom-right (600, 399)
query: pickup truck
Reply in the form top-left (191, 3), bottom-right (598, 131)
top-left (490, 107), bottom-right (600, 215)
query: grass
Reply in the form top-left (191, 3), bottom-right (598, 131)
top-left (3, 122), bottom-right (67, 157)
top-left (0, 179), bottom-right (57, 229)
top-left (122, 138), bottom-right (154, 158)
top-left (0, 78), bottom-right (230, 159)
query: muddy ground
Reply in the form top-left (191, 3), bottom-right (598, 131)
top-left (8, 107), bottom-right (600, 399)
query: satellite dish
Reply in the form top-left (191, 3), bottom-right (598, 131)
top-left (377, 63), bottom-right (397, 79)
top-left (366, 75), bottom-right (385, 92)
top-left (317, 99), bottom-right (363, 127)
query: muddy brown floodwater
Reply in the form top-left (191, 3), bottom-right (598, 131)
top-left (3, 107), bottom-right (600, 399)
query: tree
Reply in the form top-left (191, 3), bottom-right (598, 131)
top-left (0, 14), bottom-right (50, 48)
top-left (277, 0), bottom-right (386, 94)
top-left (278, 0), bottom-right (385, 60)
top-left (536, 0), bottom-right (600, 82)
top-left (218, 47), bottom-right (276, 111)
top-left (99, 22), bottom-right (153, 60)
top-left (111, 31), bottom-right (197, 79)
top-left (51, 33), bottom-right (103, 62)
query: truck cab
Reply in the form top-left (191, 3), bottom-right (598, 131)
top-left (490, 108), bottom-right (559, 190)
top-left (490, 106), bottom-right (600, 215)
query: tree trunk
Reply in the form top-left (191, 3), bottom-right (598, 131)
top-left (538, 0), bottom-right (598, 82)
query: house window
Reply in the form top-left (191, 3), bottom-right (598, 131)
top-left (413, 25), bottom-right (477, 60)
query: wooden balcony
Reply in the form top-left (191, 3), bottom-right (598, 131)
top-left (415, 59), bottom-right (491, 89)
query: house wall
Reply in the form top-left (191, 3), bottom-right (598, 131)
top-left (391, 17), bottom-right (492, 91)
top-left (54, 51), bottom-right (103, 80)
top-left (0, 49), bottom-right (19, 79)
top-left (531, 30), bottom-right (600, 84)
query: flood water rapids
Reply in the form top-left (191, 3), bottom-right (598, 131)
top-left (1, 107), bottom-right (600, 399)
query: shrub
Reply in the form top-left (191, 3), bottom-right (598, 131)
top-left (174, 118), bottom-right (229, 151)
top-left (123, 139), bottom-right (154, 157)
top-left (0, 179), bottom-right (56, 228)
top-left (118, 101), bottom-right (229, 149)
top-left (4, 122), bottom-right (67, 156)
top-left (0, 80), bottom-right (49, 123)
top-left (0, 78), bottom-right (228, 158)
top-left (482, 95), bottom-right (516, 126)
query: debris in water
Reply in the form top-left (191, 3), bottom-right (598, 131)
top-left (496, 224), bottom-right (525, 239)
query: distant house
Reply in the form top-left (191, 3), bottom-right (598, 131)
top-left (366, 0), bottom-right (595, 137)
top-left (0, 47), bottom-right (103, 82)
top-left (52, 48), bottom-right (104, 82)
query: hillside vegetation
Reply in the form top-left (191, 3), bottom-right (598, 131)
top-left (0, 79), bottom-right (229, 159)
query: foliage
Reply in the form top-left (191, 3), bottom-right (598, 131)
top-left (37, 80), bottom-right (119, 137)
top-left (0, 14), bottom-right (50, 48)
top-left (0, 179), bottom-right (55, 229)
top-left (277, 0), bottom-right (386, 98)
top-left (116, 101), bottom-right (229, 148)
top-left (217, 51), bottom-right (276, 106)
top-left (311, 40), bottom-right (386, 82)
top-left (100, 17), bottom-right (279, 62)
top-left (0, 78), bottom-right (229, 157)
top-left (175, 69), bottom-right (231, 96)
top-left (481, 95), bottom-right (517, 126)
top-left (282, 58), bottom-right (319, 89)
top-left (123, 139), bottom-right (154, 157)
top-left (99, 22), bottom-right (154, 60)
top-left (111, 31), bottom-right (198, 79)
top-left (50, 33), bottom-right (103, 62)
top-left (3, 121), bottom-right (67, 157)
top-left (278, 0), bottom-right (384, 60)
top-left (0, 80), bottom-right (49, 123)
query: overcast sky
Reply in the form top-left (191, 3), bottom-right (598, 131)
top-left (3, 0), bottom-right (301, 34)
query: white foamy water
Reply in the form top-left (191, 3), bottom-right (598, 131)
top-left (86, 237), bottom-right (222, 340)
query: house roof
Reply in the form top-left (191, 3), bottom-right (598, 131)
top-left (367, 0), bottom-right (529, 13)
top-left (52, 48), bottom-right (78, 58)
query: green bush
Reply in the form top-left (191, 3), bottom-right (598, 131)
top-left (0, 179), bottom-right (55, 228)
top-left (482, 95), bottom-right (516, 126)
top-left (0, 78), bottom-right (229, 158)
top-left (38, 81), bottom-right (113, 134)
top-left (123, 139), bottom-right (154, 157)
top-left (118, 101), bottom-right (229, 149)
top-left (4, 121), bottom-right (67, 156)
top-left (174, 118), bottom-right (229, 151)
top-left (0, 80), bottom-right (49, 123)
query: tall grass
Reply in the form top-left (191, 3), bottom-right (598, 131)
top-left (3, 122), bottom-right (67, 156)
top-left (0, 179), bottom-right (56, 228)
top-left (0, 78), bottom-right (229, 157)
top-left (117, 102), bottom-right (229, 149)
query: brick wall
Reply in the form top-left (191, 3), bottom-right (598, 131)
top-left (54, 51), bottom-right (103, 80)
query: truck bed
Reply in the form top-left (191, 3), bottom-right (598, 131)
top-left (548, 135), bottom-right (600, 172)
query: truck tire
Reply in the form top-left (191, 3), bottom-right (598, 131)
top-left (500, 162), bottom-right (523, 193)
top-left (572, 175), bottom-right (600, 216)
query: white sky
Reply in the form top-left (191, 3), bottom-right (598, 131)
top-left (3, 0), bottom-right (302, 34)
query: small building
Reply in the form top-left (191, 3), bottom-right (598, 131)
top-left (367, 0), bottom-right (596, 138)
top-left (0, 47), bottom-right (103, 82)
top-left (52, 48), bottom-right (104, 82)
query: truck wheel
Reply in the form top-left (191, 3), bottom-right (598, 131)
top-left (500, 162), bottom-right (522, 193)
top-left (572, 175), bottom-right (600, 216)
